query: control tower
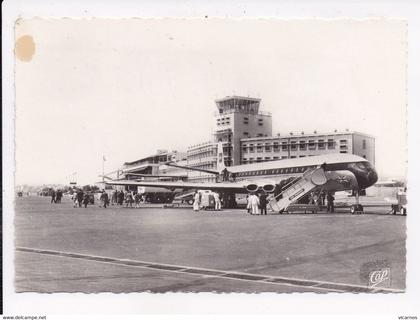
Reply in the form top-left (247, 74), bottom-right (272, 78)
top-left (214, 96), bottom-right (272, 166)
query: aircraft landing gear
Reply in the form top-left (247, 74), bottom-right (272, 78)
top-left (351, 190), bottom-right (364, 214)
top-left (350, 204), bottom-right (364, 214)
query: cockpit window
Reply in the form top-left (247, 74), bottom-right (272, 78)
top-left (356, 162), bottom-right (367, 170)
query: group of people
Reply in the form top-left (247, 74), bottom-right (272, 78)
top-left (246, 192), bottom-right (269, 215)
top-left (50, 189), bottom-right (63, 203)
top-left (49, 187), bottom-right (146, 209)
top-left (246, 189), bottom-right (336, 215)
top-left (71, 189), bottom-right (96, 208)
top-left (109, 190), bottom-right (145, 208)
top-left (308, 191), bottom-right (335, 212)
top-left (192, 191), bottom-right (222, 212)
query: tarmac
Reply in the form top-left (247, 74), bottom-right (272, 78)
top-left (14, 196), bottom-right (406, 293)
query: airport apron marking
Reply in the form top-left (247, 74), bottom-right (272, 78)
top-left (16, 246), bottom-right (403, 293)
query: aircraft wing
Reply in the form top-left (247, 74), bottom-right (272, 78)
top-left (104, 179), bottom-right (247, 193)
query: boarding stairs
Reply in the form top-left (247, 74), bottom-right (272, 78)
top-left (268, 167), bottom-right (327, 213)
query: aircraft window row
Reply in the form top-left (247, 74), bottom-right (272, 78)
top-left (236, 166), bottom-right (317, 177)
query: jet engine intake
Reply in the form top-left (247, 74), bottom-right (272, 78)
top-left (246, 184), bottom-right (259, 192)
top-left (245, 181), bottom-right (276, 193)
top-left (262, 184), bottom-right (275, 193)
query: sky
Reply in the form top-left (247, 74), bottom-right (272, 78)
top-left (14, 18), bottom-right (407, 186)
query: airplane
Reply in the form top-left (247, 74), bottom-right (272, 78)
top-left (105, 142), bottom-right (378, 213)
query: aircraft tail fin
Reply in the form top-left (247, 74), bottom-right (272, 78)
top-left (216, 141), bottom-right (226, 173)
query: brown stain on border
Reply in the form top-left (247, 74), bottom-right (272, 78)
top-left (15, 35), bottom-right (35, 62)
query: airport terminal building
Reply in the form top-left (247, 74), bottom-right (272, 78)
top-left (187, 96), bottom-right (375, 182)
top-left (113, 95), bottom-right (375, 184)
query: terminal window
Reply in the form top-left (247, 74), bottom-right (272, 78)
top-left (265, 145), bottom-right (271, 152)
top-left (363, 139), bottom-right (366, 149)
top-left (308, 140), bottom-right (316, 150)
top-left (282, 142), bottom-right (288, 151)
top-left (299, 141), bottom-right (306, 150)
top-left (327, 139), bottom-right (335, 149)
top-left (318, 140), bottom-right (325, 149)
top-left (290, 141), bottom-right (297, 151)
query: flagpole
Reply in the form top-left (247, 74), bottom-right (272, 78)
top-left (102, 156), bottom-right (105, 183)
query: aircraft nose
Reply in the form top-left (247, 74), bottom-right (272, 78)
top-left (367, 166), bottom-right (378, 187)
top-left (360, 165), bottom-right (378, 189)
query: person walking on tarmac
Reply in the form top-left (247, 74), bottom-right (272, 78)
top-left (125, 191), bottom-right (134, 208)
top-left (76, 189), bottom-right (84, 208)
top-left (320, 190), bottom-right (326, 206)
top-left (327, 192), bottom-right (335, 213)
top-left (193, 190), bottom-right (200, 212)
top-left (100, 190), bottom-right (109, 208)
top-left (51, 189), bottom-right (56, 204)
top-left (213, 192), bottom-right (222, 211)
top-left (111, 190), bottom-right (117, 206)
top-left (248, 192), bottom-right (260, 215)
top-left (134, 192), bottom-right (142, 208)
top-left (83, 193), bottom-right (90, 208)
top-left (56, 189), bottom-right (62, 203)
top-left (259, 192), bottom-right (268, 215)
top-left (117, 190), bottom-right (124, 205)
